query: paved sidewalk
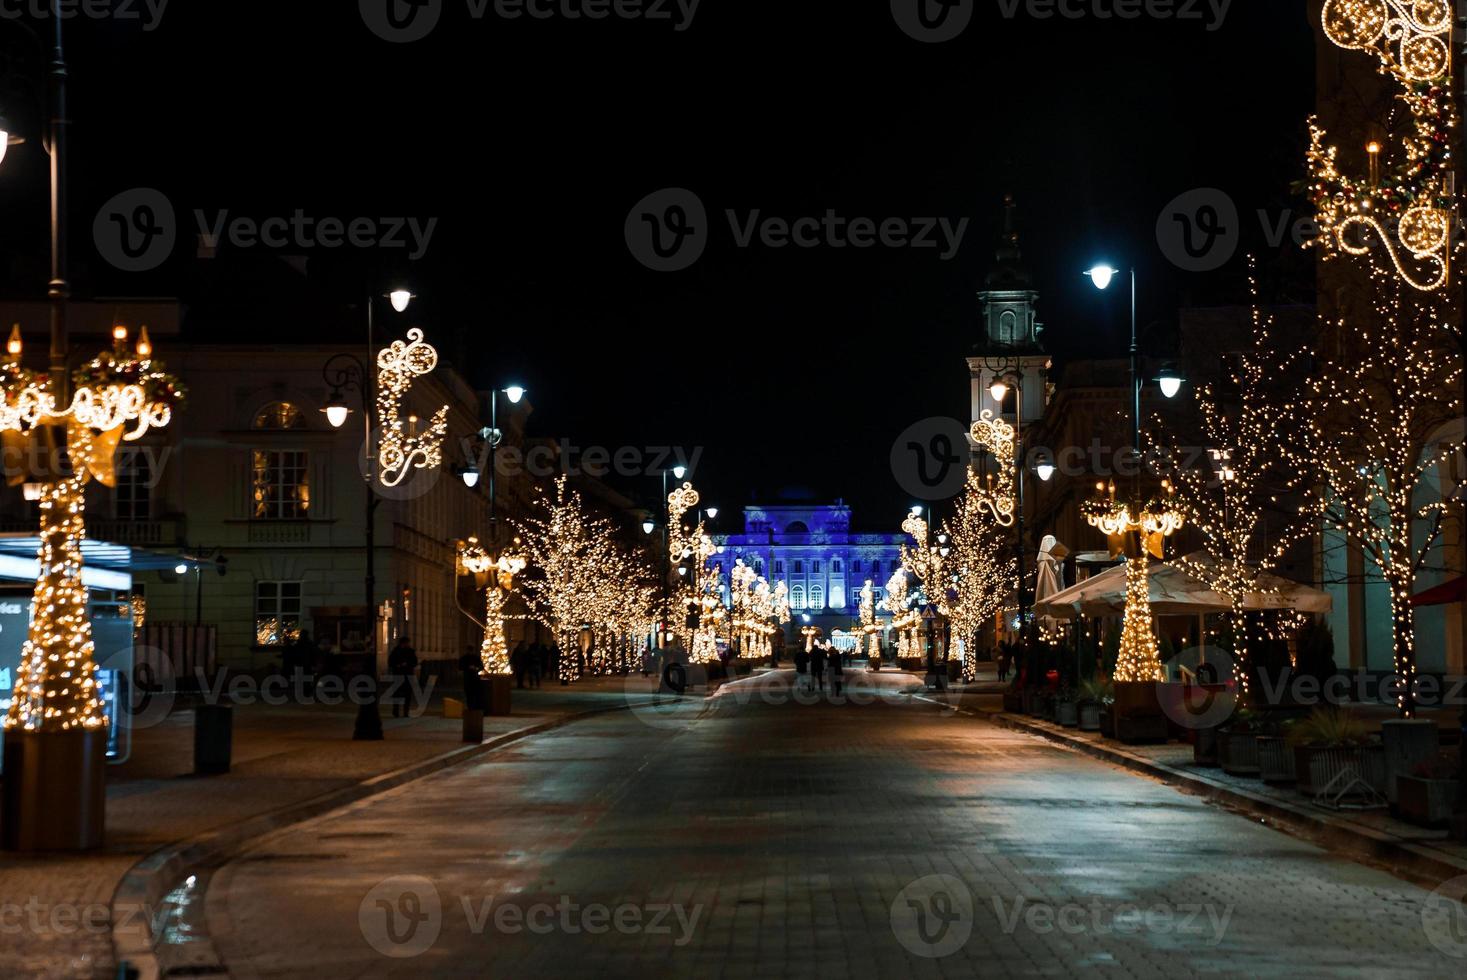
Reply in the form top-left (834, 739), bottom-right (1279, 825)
top-left (980, 702), bottom-right (1467, 886)
top-left (0, 675), bottom-right (674, 980)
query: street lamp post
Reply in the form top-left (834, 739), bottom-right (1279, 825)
top-left (984, 368), bottom-right (1032, 656)
top-left (320, 288), bottom-right (417, 741)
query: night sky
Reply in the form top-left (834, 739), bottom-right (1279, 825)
top-left (0, 2), bottom-right (1317, 524)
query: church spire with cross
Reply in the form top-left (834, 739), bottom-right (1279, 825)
top-left (967, 194), bottom-right (1050, 434)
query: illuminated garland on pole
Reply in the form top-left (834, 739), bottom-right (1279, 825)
top-left (1308, 0), bottom-right (1458, 292)
top-left (1082, 482), bottom-right (1184, 684)
top-left (376, 328), bottom-right (449, 487)
top-left (456, 536), bottom-right (528, 676)
top-left (3, 327), bottom-right (183, 732)
top-left (858, 579), bottom-right (880, 659)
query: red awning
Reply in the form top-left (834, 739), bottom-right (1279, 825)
top-left (1411, 576), bottom-right (1467, 607)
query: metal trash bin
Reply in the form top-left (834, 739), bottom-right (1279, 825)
top-left (193, 704), bottom-right (233, 775)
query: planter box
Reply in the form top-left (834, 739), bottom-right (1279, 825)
top-left (1218, 730), bottom-right (1261, 777)
top-left (1257, 736), bottom-right (1296, 784)
top-left (1055, 700), bottom-right (1079, 728)
top-left (1114, 712), bottom-right (1170, 744)
top-left (1113, 681), bottom-right (1162, 720)
top-left (1397, 775), bottom-right (1458, 829)
top-left (1192, 726), bottom-right (1220, 768)
top-left (1078, 702), bottom-right (1101, 731)
top-left (1100, 706), bottom-right (1115, 739)
top-left (1294, 744), bottom-right (1382, 799)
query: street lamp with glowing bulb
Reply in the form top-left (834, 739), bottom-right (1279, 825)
top-left (388, 289), bottom-right (414, 313)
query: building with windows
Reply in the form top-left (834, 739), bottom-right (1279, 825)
top-left (716, 500), bottom-right (906, 638)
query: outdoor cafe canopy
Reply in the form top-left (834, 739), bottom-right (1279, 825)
top-left (1032, 551), bottom-right (1333, 622)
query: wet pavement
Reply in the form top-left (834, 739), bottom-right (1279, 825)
top-left (204, 676), bottom-right (1466, 978)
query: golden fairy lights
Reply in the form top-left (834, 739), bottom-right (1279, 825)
top-left (516, 477), bottom-right (658, 683)
top-left (376, 328), bottom-right (449, 487)
top-left (2, 326), bottom-right (182, 733)
top-left (1308, 0), bottom-right (1458, 291)
top-left (1114, 553), bottom-right (1164, 684)
top-left (969, 410), bottom-right (1017, 526)
top-left (456, 536), bottom-right (528, 676)
top-left (858, 579), bottom-right (880, 659)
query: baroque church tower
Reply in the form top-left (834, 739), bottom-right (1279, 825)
top-left (967, 195), bottom-right (1050, 434)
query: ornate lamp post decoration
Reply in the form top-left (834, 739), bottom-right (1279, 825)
top-left (859, 579), bottom-right (880, 661)
top-left (376, 328), bottom-right (449, 487)
top-left (1307, 0), bottom-right (1457, 292)
top-left (456, 536), bottom-right (527, 677)
top-left (1, 327), bottom-right (182, 735)
top-left (1082, 481), bottom-right (1185, 683)
top-left (969, 410), bottom-right (1017, 527)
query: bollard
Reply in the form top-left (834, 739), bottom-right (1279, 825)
top-left (193, 704), bottom-right (233, 776)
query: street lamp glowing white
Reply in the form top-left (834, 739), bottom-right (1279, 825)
top-left (705, 507), bottom-right (719, 520)
top-left (1036, 460), bottom-right (1056, 482)
top-left (460, 468), bottom-right (480, 489)
top-left (174, 563), bottom-right (189, 575)
top-left (322, 390), bottom-right (351, 429)
top-left (673, 465), bottom-right (687, 480)
top-left (503, 385), bottom-right (526, 405)
top-left (1085, 265), bottom-right (1119, 290)
top-left (910, 505), bottom-right (924, 517)
top-left (388, 289), bottom-right (414, 313)
top-left (989, 377), bottom-right (1010, 404)
top-left (642, 516), bottom-right (656, 535)
top-left (1157, 365), bottom-right (1184, 400)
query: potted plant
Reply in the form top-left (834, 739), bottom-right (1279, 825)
top-left (1397, 754), bottom-right (1460, 828)
top-left (1078, 678), bottom-right (1109, 732)
top-left (1257, 719), bottom-right (1298, 785)
top-left (1054, 687), bottom-right (1079, 727)
top-left (1287, 708), bottom-right (1374, 798)
top-left (1217, 708), bottom-right (1262, 777)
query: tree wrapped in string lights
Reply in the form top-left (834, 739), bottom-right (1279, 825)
top-left (1154, 276), bottom-right (1317, 699)
top-left (517, 477), bottom-right (654, 683)
top-left (941, 469), bottom-right (1019, 682)
top-left (456, 536), bottom-right (528, 676)
top-left (2, 326), bottom-right (183, 735)
top-left (1282, 279), bottom-right (1461, 717)
top-left (881, 569), bottom-right (921, 660)
top-left (858, 579), bottom-right (880, 659)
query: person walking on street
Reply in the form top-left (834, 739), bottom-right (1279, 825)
top-left (828, 643), bottom-right (845, 697)
top-left (794, 646), bottom-right (810, 692)
top-left (511, 641), bottom-right (529, 689)
top-left (387, 636), bottom-right (419, 719)
top-left (811, 643), bottom-right (827, 692)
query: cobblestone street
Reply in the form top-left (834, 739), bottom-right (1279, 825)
top-left (204, 677), bottom-right (1465, 978)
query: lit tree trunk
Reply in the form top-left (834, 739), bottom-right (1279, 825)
top-left (4, 474), bottom-right (104, 732)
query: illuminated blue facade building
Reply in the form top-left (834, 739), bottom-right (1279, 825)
top-left (715, 501), bottom-right (906, 633)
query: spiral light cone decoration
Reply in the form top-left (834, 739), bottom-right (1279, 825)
top-left (3, 327), bottom-right (183, 732)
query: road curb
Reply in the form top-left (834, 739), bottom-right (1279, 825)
top-left (110, 697), bottom-right (682, 979)
top-left (989, 710), bottom-right (1467, 889)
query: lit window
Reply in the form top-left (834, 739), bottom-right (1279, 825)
top-left (791, 585), bottom-right (806, 609)
top-left (253, 450), bottom-right (311, 519)
top-left (253, 401), bottom-right (306, 430)
top-left (810, 585), bottom-right (825, 609)
top-left (830, 586), bottom-right (846, 610)
top-left (255, 581), bottom-right (302, 647)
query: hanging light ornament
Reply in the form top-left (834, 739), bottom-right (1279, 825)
top-left (969, 410), bottom-right (1016, 526)
top-left (1308, 0), bottom-right (1457, 292)
top-left (376, 328), bottom-right (449, 487)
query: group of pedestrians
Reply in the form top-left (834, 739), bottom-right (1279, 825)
top-left (792, 642), bottom-right (845, 695)
top-left (510, 641), bottom-right (554, 689)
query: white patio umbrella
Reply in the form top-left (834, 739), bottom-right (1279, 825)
top-left (1033, 535), bottom-right (1068, 632)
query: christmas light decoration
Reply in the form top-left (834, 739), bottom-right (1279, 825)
top-left (2, 328), bottom-right (183, 733)
top-left (1308, 0), bottom-right (1458, 292)
top-left (1281, 273), bottom-right (1461, 717)
top-left (516, 477), bottom-right (657, 683)
top-left (1155, 266), bottom-right (1317, 699)
top-left (376, 328), bottom-right (449, 487)
top-left (1114, 553), bottom-right (1164, 684)
top-left (969, 410), bottom-right (1017, 526)
top-left (858, 579), bottom-right (881, 659)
